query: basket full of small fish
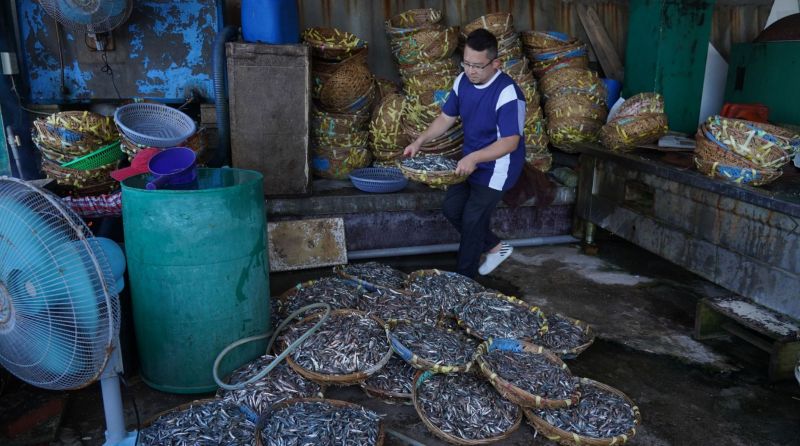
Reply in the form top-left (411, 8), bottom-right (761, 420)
top-left (474, 339), bottom-right (581, 409)
top-left (406, 269), bottom-right (486, 316)
top-left (455, 292), bottom-right (549, 342)
top-left (138, 398), bottom-right (256, 446)
top-left (255, 398), bottom-right (385, 446)
top-left (358, 287), bottom-right (443, 326)
top-left (278, 309), bottom-right (393, 385)
top-left (361, 354), bottom-right (417, 404)
top-left (524, 377), bottom-right (641, 446)
top-left (334, 261), bottom-right (408, 291)
top-left (399, 155), bottom-right (466, 189)
top-left (215, 354), bottom-right (323, 415)
top-left (275, 277), bottom-right (365, 323)
top-left (413, 370), bottom-right (522, 445)
top-left (388, 319), bottom-right (478, 373)
top-left (535, 312), bottom-right (596, 359)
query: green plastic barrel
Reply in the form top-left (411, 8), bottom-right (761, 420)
top-left (121, 168), bottom-right (270, 393)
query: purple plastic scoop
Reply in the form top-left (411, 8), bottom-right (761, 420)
top-left (146, 147), bottom-right (197, 190)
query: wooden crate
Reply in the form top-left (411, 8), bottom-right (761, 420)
top-left (695, 296), bottom-right (800, 381)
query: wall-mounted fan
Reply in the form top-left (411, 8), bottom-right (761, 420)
top-left (0, 177), bottom-right (136, 445)
top-left (41, 0), bottom-right (133, 50)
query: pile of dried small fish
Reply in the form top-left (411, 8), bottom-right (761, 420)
top-left (481, 350), bottom-right (578, 401)
top-left (407, 271), bottom-right (485, 314)
top-left (259, 401), bottom-right (383, 446)
top-left (278, 277), bottom-right (363, 319)
top-left (401, 155), bottom-right (458, 172)
top-left (358, 288), bottom-right (441, 325)
top-left (390, 320), bottom-right (477, 368)
top-left (139, 399), bottom-right (255, 446)
top-left (281, 312), bottom-right (390, 375)
top-left (457, 292), bottom-right (547, 340)
top-left (538, 313), bottom-right (589, 352)
top-left (417, 372), bottom-right (520, 441)
top-left (531, 381), bottom-right (637, 439)
top-left (340, 261), bottom-right (407, 289)
top-left (362, 355), bottom-right (416, 399)
top-left (216, 355), bottom-right (322, 414)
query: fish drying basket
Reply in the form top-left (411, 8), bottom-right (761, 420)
top-left (348, 167), bottom-right (408, 193)
top-left (302, 27), bottom-right (368, 61)
top-left (455, 291), bottom-right (549, 342)
top-left (114, 103), bottom-right (196, 148)
top-left (387, 320), bottom-right (475, 374)
top-left (399, 163), bottom-right (466, 190)
top-left (412, 370), bottom-right (523, 445)
top-left (600, 113), bottom-right (669, 152)
top-left (385, 8), bottom-right (443, 38)
top-left (255, 398), bottom-right (385, 446)
top-left (279, 309), bottom-right (393, 386)
top-left (693, 156), bottom-right (781, 187)
top-left (275, 278), bottom-right (365, 318)
top-left (463, 12), bottom-right (514, 37)
top-left (523, 378), bottom-right (641, 446)
top-left (542, 314), bottom-right (595, 359)
top-left (474, 339), bottom-right (581, 409)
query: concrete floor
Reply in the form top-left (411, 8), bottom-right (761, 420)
top-left (7, 235), bottom-right (800, 445)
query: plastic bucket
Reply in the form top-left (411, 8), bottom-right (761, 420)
top-left (242, 0), bottom-right (300, 44)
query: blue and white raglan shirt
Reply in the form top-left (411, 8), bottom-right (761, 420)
top-left (441, 71), bottom-right (526, 191)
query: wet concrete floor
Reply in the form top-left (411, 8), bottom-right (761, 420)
top-left (9, 234), bottom-right (800, 445)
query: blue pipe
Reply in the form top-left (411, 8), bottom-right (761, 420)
top-left (212, 26), bottom-right (238, 167)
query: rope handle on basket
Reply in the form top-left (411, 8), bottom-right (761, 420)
top-left (389, 332), bottom-right (414, 362)
top-left (488, 338), bottom-right (523, 353)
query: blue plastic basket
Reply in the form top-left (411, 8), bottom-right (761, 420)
top-left (114, 103), bottom-right (196, 148)
top-left (349, 167), bottom-right (408, 193)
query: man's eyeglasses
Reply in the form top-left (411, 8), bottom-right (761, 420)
top-left (460, 59), bottom-right (495, 71)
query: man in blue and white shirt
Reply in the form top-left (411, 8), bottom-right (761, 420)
top-left (404, 29), bottom-right (525, 278)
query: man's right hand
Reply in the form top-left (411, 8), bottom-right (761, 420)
top-left (403, 141), bottom-right (421, 158)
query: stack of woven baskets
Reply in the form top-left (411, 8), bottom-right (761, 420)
top-left (520, 31), bottom-right (589, 79)
top-left (600, 93), bottom-right (668, 152)
top-left (539, 65), bottom-right (607, 151)
top-left (694, 115), bottom-right (799, 187)
top-left (385, 8), bottom-right (464, 161)
top-left (32, 111), bottom-right (122, 195)
top-left (303, 27), bottom-right (375, 179)
top-left (464, 13), bottom-right (550, 172)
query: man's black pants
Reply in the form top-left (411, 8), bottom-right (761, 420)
top-left (442, 181), bottom-right (504, 278)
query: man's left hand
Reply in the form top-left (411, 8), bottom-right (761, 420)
top-left (455, 156), bottom-right (477, 176)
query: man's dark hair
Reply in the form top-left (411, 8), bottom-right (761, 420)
top-left (465, 29), bottom-right (498, 61)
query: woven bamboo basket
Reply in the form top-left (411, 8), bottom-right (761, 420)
top-left (703, 117), bottom-right (792, 169)
top-left (255, 398), bottom-right (385, 446)
top-left (601, 113), bottom-right (668, 151)
top-left (403, 70), bottom-right (455, 95)
top-left (311, 47), bottom-right (368, 98)
top-left (141, 398), bottom-right (222, 429)
top-left (547, 102), bottom-right (608, 122)
top-left (41, 157), bottom-right (117, 187)
top-left (694, 131), bottom-right (761, 169)
top-left (333, 264), bottom-right (408, 293)
top-left (370, 94), bottom-right (408, 148)
top-left (455, 291), bottom-right (549, 342)
top-left (313, 130), bottom-right (369, 148)
top-left (387, 319), bottom-right (475, 373)
top-left (302, 27), bottom-right (368, 61)
top-left (545, 91), bottom-right (606, 113)
top-left (320, 62), bottom-right (375, 112)
top-left (524, 378), bottom-right (641, 446)
top-left (412, 370), bottom-right (523, 445)
top-left (532, 53), bottom-right (589, 79)
top-left (616, 92), bottom-right (665, 118)
top-left (33, 136), bottom-right (80, 163)
top-left (46, 110), bottom-right (117, 141)
top-left (275, 278), bottom-right (366, 319)
top-left (547, 116), bottom-right (603, 149)
top-left (532, 40), bottom-right (586, 61)
top-left (312, 146), bottom-right (372, 180)
top-left (386, 8), bottom-right (443, 38)
top-left (540, 314), bottom-right (595, 359)
top-left (541, 67), bottom-right (600, 96)
top-left (392, 26), bottom-right (458, 65)
top-left (526, 150), bottom-right (552, 172)
top-left (362, 384), bottom-right (413, 405)
top-left (694, 155), bottom-right (781, 186)
top-left (313, 109), bottom-right (370, 136)
top-left (474, 339), bottom-right (581, 409)
top-left (525, 129), bottom-right (549, 152)
top-left (374, 77), bottom-right (400, 104)
top-left (463, 12), bottom-right (514, 37)
top-left (399, 160), bottom-right (466, 189)
top-left (33, 119), bottom-right (106, 157)
top-left (398, 58), bottom-right (459, 79)
top-left (520, 31), bottom-right (574, 50)
top-left (279, 309), bottom-right (393, 386)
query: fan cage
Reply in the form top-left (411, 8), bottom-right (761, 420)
top-left (0, 177), bottom-right (120, 390)
top-left (40, 0), bottom-right (133, 34)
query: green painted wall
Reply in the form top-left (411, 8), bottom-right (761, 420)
top-left (623, 0), bottom-right (716, 134)
top-left (725, 42), bottom-right (800, 127)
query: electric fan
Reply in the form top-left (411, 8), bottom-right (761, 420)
top-left (0, 177), bottom-right (135, 445)
top-left (40, 0), bottom-right (133, 36)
